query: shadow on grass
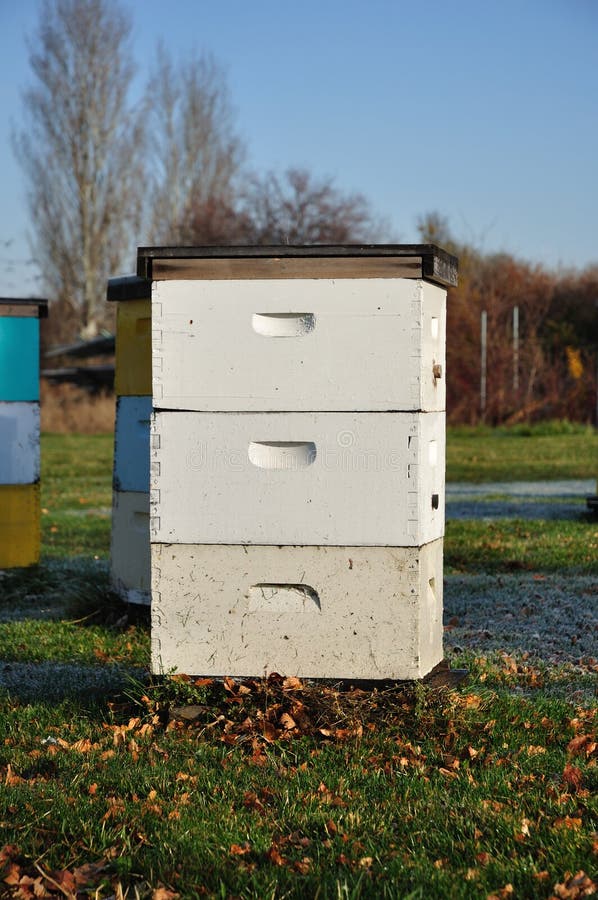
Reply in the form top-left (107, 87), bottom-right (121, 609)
top-left (0, 659), bottom-right (148, 706)
top-left (0, 558), bottom-right (150, 707)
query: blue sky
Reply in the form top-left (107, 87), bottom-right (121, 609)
top-left (1, 0), bottom-right (597, 296)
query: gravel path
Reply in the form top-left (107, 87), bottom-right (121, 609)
top-left (447, 479), bottom-right (594, 497)
top-left (447, 479), bottom-right (594, 521)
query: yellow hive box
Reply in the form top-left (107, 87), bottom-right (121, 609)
top-left (115, 299), bottom-right (151, 396)
top-left (0, 483), bottom-right (40, 568)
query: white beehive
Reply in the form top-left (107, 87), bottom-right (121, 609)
top-left (141, 245), bottom-right (457, 680)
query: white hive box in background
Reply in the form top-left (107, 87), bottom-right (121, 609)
top-left (152, 278), bottom-right (446, 412)
top-left (139, 245), bottom-right (458, 680)
top-left (0, 402), bottom-right (40, 484)
top-left (110, 490), bottom-right (151, 604)
top-left (151, 540), bottom-right (443, 680)
top-left (150, 410), bottom-right (445, 546)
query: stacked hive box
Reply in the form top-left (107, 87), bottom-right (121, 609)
top-left (0, 297), bottom-right (48, 568)
top-left (107, 276), bottom-right (152, 604)
top-left (139, 245), bottom-right (458, 680)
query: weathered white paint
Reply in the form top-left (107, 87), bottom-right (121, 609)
top-left (113, 395), bottom-right (151, 493)
top-left (151, 540), bottom-right (443, 679)
top-left (0, 402), bottom-right (40, 484)
top-left (110, 490), bottom-right (150, 605)
top-left (150, 411), bottom-right (445, 546)
top-left (152, 278), bottom-right (446, 412)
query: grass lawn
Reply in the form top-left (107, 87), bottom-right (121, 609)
top-left (0, 428), bottom-right (595, 898)
top-left (446, 422), bottom-right (597, 484)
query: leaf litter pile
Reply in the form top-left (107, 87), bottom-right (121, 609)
top-left (1, 660), bottom-right (596, 898)
top-left (165, 672), bottom-right (407, 748)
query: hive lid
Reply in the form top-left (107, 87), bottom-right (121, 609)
top-left (136, 244), bottom-right (458, 287)
top-left (0, 297), bottom-right (48, 318)
top-left (106, 275), bottom-right (151, 302)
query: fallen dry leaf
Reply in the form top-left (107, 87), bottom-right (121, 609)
top-left (72, 859), bottom-right (109, 886)
top-left (279, 712), bottom-right (297, 731)
top-left (553, 816), bottom-right (582, 831)
top-left (3, 765), bottom-right (24, 787)
top-left (567, 734), bottom-right (597, 757)
top-left (152, 888), bottom-right (180, 900)
top-left (562, 763), bottom-right (584, 793)
top-left (293, 858), bottom-right (311, 874)
top-left (266, 845), bottom-right (286, 867)
top-left (524, 745), bottom-right (547, 756)
top-left (551, 870), bottom-right (597, 899)
top-left (487, 885), bottom-right (514, 900)
top-left (3, 861), bottom-right (22, 885)
top-left (243, 791), bottom-right (266, 815)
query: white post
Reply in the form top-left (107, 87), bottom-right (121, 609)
top-left (513, 306), bottom-right (519, 392)
top-left (481, 310), bottom-right (487, 418)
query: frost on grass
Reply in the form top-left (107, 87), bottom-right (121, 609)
top-left (444, 573), bottom-right (598, 666)
top-left (0, 661), bottom-right (144, 702)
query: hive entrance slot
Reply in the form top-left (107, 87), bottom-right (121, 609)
top-left (251, 312), bottom-right (315, 337)
top-left (248, 583), bottom-right (321, 611)
top-left (248, 441), bottom-right (317, 469)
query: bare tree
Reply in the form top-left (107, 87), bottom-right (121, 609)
top-left (146, 45), bottom-right (244, 244)
top-left (14, 0), bottom-right (144, 339)
top-left (416, 211), bottom-right (454, 249)
top-left (184, 167), bottom-right (388, 245)
top-left (239, 168), bottom-right (387, 245)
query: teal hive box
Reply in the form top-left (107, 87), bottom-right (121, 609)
top-left (0, 315), bottom-right (41, 401)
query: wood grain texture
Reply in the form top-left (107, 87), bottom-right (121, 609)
top-left (149, 256), bottom-right (423, 281)
top-left (136, 244), bottom-right (458, 287)
top-left (0, 298), bottom-right (48, 318)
